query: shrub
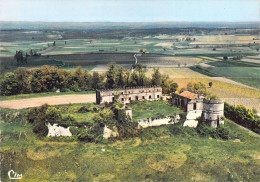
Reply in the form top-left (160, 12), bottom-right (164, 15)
top-left (78, 106), bottom-right (90, 113)
top-left (69, 84), bottom-right (81, 92)
top-left (196, 124), bottom-right (234, 140)
top-left (45, 106), bottom-right (62, 125)
top-left (33, 122), bottom-right (48, 136)
top-left (78, 132), bottom-right (95, 142)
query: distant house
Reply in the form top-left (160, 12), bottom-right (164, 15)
top-left (96, 86), bottom-right (162, 105)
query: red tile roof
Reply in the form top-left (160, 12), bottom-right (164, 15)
top-left (179, 91), bottom-right (198, 100)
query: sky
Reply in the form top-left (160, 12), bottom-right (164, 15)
top-left (0, 0), bottom-right (259, 22)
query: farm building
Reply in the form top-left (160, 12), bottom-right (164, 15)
top-left (96, 86), bottom-right (162, 105)
top-left (172, 91), bottom-right (224, 128)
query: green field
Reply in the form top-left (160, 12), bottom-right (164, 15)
top-left (201, 60), bottom-right (260, 89)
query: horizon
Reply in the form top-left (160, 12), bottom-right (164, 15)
top-left (0, 0), bottom-right (258, 22)
top-left (0, 20), bottom-right (259, 23)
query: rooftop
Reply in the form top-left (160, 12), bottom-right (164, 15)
top-left (179, 91), bottom-right (198, 100)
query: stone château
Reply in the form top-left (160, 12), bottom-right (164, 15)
top-left (96, 86), bottom-right (162, 105)
top-left (172, 91), bottom-right (224, 128)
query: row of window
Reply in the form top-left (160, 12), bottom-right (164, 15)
top-left (111, 89), bottom-right (161, 95)
top-left (112, 95), bottom-right (160, 101)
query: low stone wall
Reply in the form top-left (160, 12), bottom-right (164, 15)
top-left (47, 123), bottom-right (72, 137)
top-left (138, 115), bottom-right (180, 128)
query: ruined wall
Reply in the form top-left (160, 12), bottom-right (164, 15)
top-left (97, 86), bottom-right (162, 104)
top-left (137, 115), bottom-right (180, 128)
top-left (47, 123), bottom-right (72, 137)
top-left (103, 125), bottom-right (119, 139)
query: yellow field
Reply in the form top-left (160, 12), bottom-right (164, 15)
top-left (146, 68), bottom-right (260, 99)
top-left (190, 35), bottom-right (259, 45)
top-left (154, 42), bottom-right (173, 48)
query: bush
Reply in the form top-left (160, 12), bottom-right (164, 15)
top-left (69, 84), bottom-right (81, 92)
top-left (196, 124), bottom-right (234, 140)
top-left (26, 107), bottom-right (39, 123)
top-left (45, 106), bottom-right (62, 125)
top-left (33, 122), bottom-right (48, 136)
top-left (78, 106), bottom-right (90, 113)
top-left (78, 132), bottom-right (95, 142)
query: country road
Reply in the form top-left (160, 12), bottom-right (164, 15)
top-left (0, 94), bottom-right (96, 109)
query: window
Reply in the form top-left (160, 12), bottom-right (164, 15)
top-left (129, 97), bottom-right (131, 101)
top-left (149, 95), bottom-right (152, 99)
top-left (193, 103), bottom-right (196, 110)
top-left (142, 96), bottom-right (145, 99)
top-left (157, 95), bottom-right (160, 98)
top-left (135, 96), bottom-right (139, 100)
top-left (122, 98), bottom-right (124, 101)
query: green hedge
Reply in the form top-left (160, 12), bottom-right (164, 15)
top-left (224, 102), bottom-right (260, 134)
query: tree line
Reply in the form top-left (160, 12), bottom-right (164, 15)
top-left (0, 63), bottom-right (178, 96)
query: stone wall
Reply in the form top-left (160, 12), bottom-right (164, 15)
top-left (137, 115), bottom-right (180, 128)
top-left (96, 86), bottom-right (162, 104)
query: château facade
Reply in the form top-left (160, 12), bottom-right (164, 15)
top-left (96, 86), bottom-right (162, 104)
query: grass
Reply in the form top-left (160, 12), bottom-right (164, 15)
top-left (128, 100), bottom-right (183, 120)
top-left (1, 114), bottom-right (259, 181)
top-left (0, 90), bottom-right (95, 101)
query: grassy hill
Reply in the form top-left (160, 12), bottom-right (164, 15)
top-left (1, 103), bottom-right (259, 181)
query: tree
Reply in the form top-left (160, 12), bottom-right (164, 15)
top-left (151, 68), bottom-right (161, 85)
top-left (133, 63), bottom-right (146, 86)
top-left (0, 72), bottom-right (18, 95)
top-left (124, 69), bottom-right (131, 87)
top-left (187, 82), bottom-right (206, 94)
top-left (209, 82), bottom-right (213, 88)
top-left (14, 51), bottom-right (27, 64)
top-left (170, 82), bottom-right (178, 93)
top-left (114, 66), bottom-right (125, 88)
top-left (14, 67), bottom-right (31, 94)
top-left (105, 63), bottom-right (116, 89)
top-left (92, 72), bottom-right (100, 89)
top-left (129, 71), bottom-right (139, 86)
top-left (29, 68), bottom-right (44, 93)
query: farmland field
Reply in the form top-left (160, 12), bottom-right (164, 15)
top-left (199, 60), bottom-right (260, 89)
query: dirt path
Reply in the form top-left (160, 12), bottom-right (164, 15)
top-left (0, 94), bottom-right (96, 109)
